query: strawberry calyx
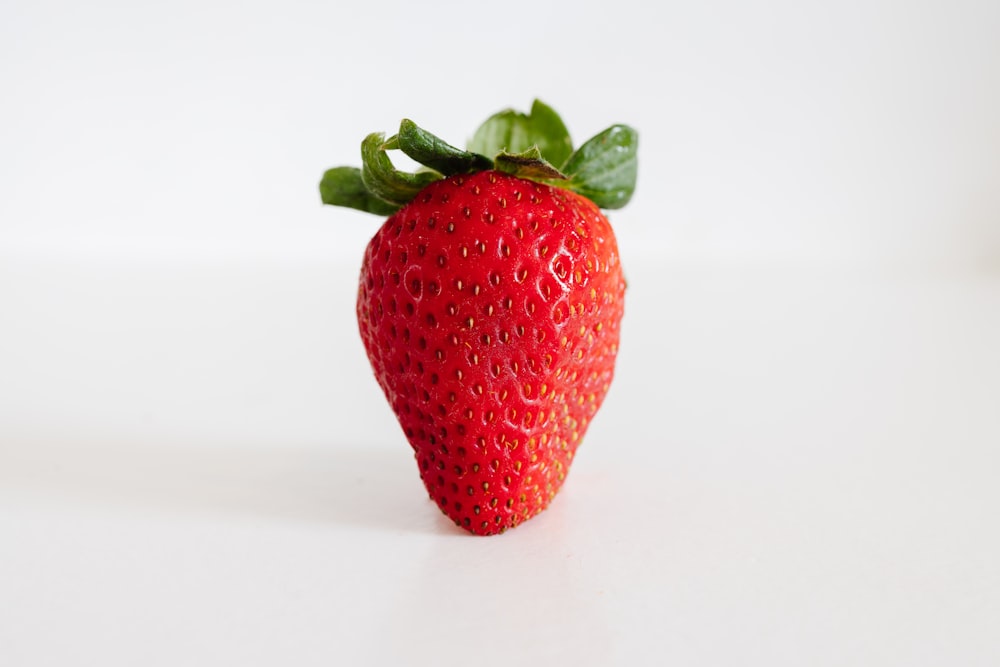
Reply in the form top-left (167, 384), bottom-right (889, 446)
top-left (320, 99), bottom-right (638, 214)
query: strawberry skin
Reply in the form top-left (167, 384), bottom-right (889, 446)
top-left (357, 170), bottom-right (625, 534)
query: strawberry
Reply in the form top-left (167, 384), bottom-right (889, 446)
top-left (320, 100), bottom-right (637, 535)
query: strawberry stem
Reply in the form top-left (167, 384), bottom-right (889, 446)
top-left (494, 147), bottom-right (567, 181)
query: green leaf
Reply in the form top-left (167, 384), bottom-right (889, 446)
top-left (562, 125), bottom-right (638, 209)
top-left (397, 119), bottom-right (492, 176)
top-left (319, 166), bottom-right (400, 215)
top-left (360, 132), bottom-right (441, 207)
top-left (468, 99), bottom-right (573, 167)
top-left (494, 146), bottom-right (567, 181)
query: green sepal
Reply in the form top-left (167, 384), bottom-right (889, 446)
top-left (319, 102), bottom-right (638, 216)
top-left (397, 119), bottom-right (493, 176)
top-left (319, 166), bottom-right (400, 215)
top-left (561, 124), bottom-right (638, 209)
top-left (468, 99), bottom-right (573, 169)
top-left (360, 132), bottom-right (441, 207)
top-left (494, 146), bottom-right (567, 181)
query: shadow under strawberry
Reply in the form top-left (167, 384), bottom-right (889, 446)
top-left (0, 437), bottom-right (454, 535)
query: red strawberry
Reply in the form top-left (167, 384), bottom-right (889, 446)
top-left (321, 100), bottom-right (637, 534)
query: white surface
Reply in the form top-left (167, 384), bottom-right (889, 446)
top-left (2, 258), bottom-right (999, 666)
top-left (3, 0), bottom-right (1000, 664)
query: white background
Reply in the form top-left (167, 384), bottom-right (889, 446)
top-left (2, 1), bottom-right (999, 665)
